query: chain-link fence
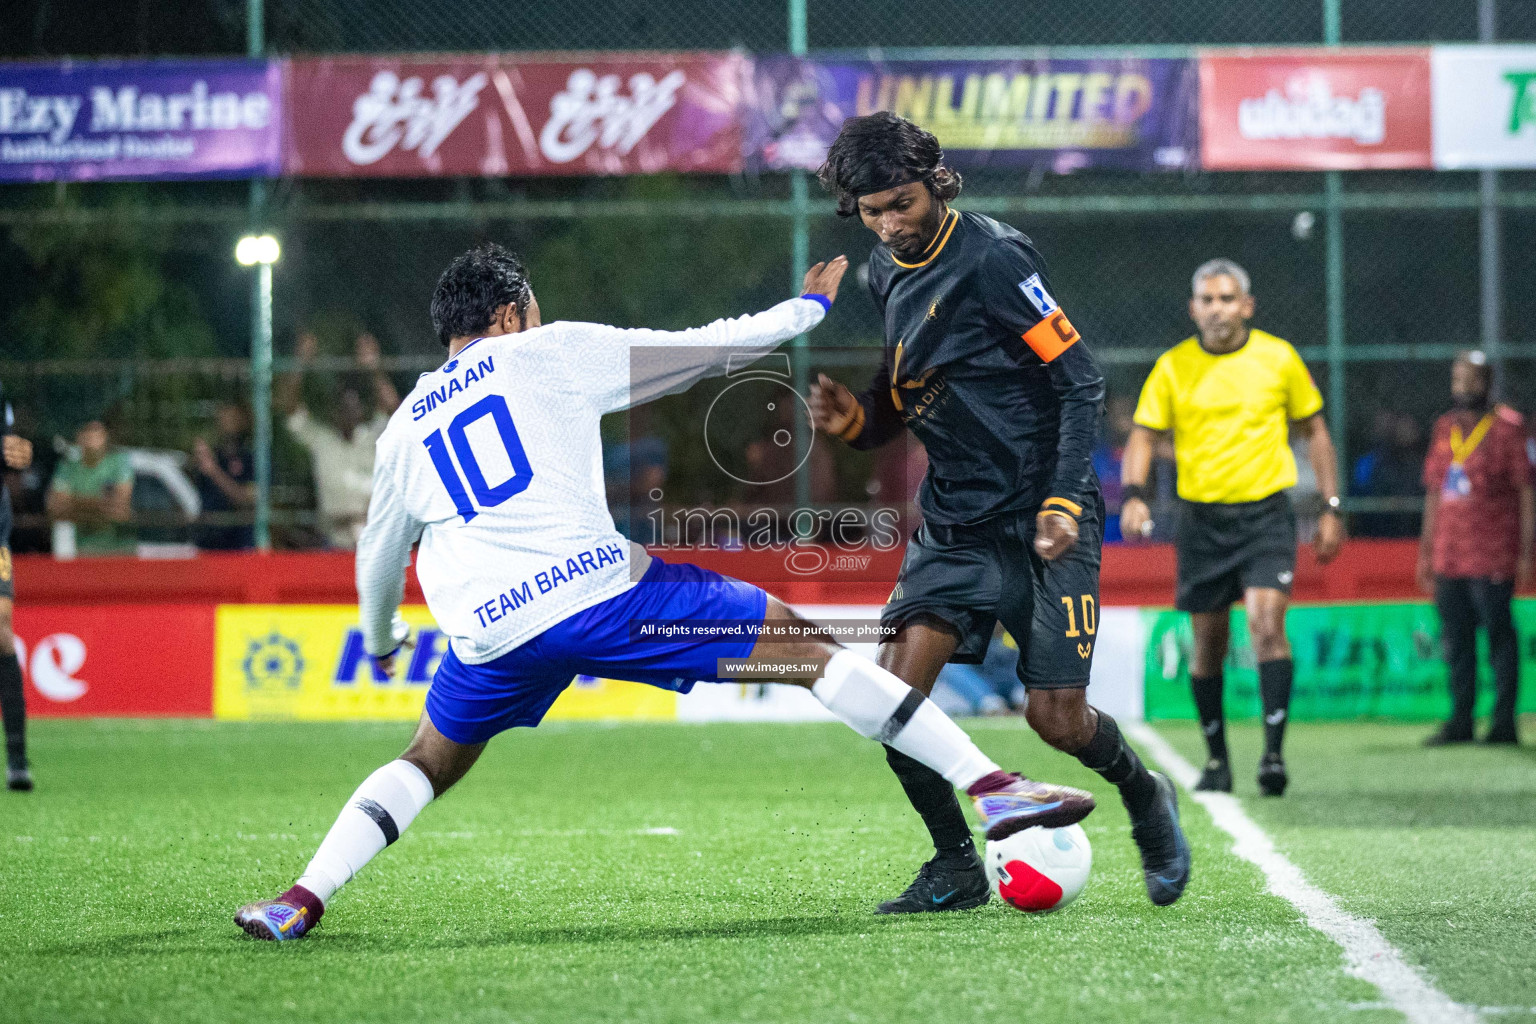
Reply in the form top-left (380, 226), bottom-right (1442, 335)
top-left (11, 0), bottom-right (1533, 56)
top-left (1, 0), bottom-right (1533, 553)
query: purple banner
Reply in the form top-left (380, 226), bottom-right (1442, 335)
top-left (0, 59), bottom-right (281, 182)
top-left (747, 56), bottom-right (1198, 173)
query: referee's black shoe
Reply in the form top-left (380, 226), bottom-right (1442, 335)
top-left (1129, 773), bottom-right (1191, 907)
top-left (875, 847), bottom-right (990, 914)
top-left (1482, 724), bottom-right (1519, 745)
top-left (1257, 753), bottom-right (1289, 796)
top-left (1423, 723), bottom-right (1474, 747)
top-left (1193, 758), bottom-right (1232, 793)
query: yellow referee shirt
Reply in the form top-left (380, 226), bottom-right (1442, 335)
top-left (1133, 329), bottom-right (1323, 504)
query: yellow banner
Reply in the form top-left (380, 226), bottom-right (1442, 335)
top-left (213, 604), bottom-right (676, 723)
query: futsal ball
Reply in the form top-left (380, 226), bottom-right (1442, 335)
top-left (984, 824), bottom-right (1092, 913)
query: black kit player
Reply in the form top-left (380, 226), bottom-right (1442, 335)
top-left (810, 113), bottom-right (1190, 912)
top-left (0, 382), bottom-right (34, 791)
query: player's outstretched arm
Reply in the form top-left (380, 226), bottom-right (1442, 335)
top-left (356, 452), bottom-right (423, 676)
top-left (579, 256), bottom-right (848, 414)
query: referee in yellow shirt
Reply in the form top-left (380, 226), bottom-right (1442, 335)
top-left (1121, 259), bottom-right (1344, 796)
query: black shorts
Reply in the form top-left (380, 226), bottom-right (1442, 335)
top-left (881, 497), bottom-right (1104, 689)
top-left (1175, 491), bottom-right (1296, 613)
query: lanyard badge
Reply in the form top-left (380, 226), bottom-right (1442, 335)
top-left (1442, 413), bottom-right (1494, 499)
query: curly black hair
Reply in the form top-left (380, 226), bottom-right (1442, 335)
top-left (816, 111), bottom-right (962, 218)
top-left (429, 242), bottom-right (533, 348)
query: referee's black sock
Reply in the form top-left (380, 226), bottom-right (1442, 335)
top-left (0, 651), bottom-right (26, 770)
top-left (882, 745), bottom-right (976, 862)
top-left (1258, 659), bottom-right (1294, 759)
top-left (1075, 711), bottom-right (1158, 818)
top-left (1190, 672), bottom-right (1228, 763)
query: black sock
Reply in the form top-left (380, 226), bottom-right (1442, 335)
top-left (1075, 711), bottom-right (1158, 817)
top-left (0, 651), bottom-right (26, 770)
top-left (1258, 659), bottom-right (1293, 758)
top-left (1190, 672), bottom-right (1227, 763)
top-left (882, 745), bottom-right (975, 860)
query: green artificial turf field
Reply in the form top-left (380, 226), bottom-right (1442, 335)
top-left (1, 717), bottom-right (1531, 1023)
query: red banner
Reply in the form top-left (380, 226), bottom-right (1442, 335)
top-left (12, 604), bottom-right (214, 717)
top-left (1199, 49), bottom-right (1432, 170)
top-left (284, 53), bottom-right (745, 178)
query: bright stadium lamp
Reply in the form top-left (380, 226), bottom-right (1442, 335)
top-left (235, 233), bottom-right (281, 551)
top-left (235, 233), bottom-right (281, 266)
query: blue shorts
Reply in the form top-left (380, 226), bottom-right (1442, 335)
top-left (425, 557), bottom-right (769, 744)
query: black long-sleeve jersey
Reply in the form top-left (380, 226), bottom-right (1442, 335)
top-left (838, 209), bottom-right (1105, 526)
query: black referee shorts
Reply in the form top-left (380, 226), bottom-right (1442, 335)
top-left (1175, 491), bottom-right (1296, 614)
top-left (880, 496), bottom-right (1104, 689)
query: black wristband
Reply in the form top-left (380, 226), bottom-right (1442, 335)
top-left (1122, 483), bottom-right (1149, 503)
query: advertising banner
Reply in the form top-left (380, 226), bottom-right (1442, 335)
top-left (1143, 601), bottom-right (1536, 721)
top-left (284, 53), bottom-right (744, 178)
top-left (12, 604), bottom-right (214, 716)
top-left (1199, 49), bottom-right (1432, 170)
top-left (746, 56), bottom-right (1198, 173)
top-left (213, 604), bottom-right (677, 722)
top-left (0, 59), bottom-right (281, 182)
top-left (1432, 45), bottom-right (1536, 169)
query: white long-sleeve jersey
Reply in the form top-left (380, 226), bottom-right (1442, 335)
top-left (356, 296), bottom-right (827, 664)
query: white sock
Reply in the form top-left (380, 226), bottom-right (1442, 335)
top-left (812, 649), bottom-right (1000, 789)
top-left (296, 759), bottom-right (435, 906)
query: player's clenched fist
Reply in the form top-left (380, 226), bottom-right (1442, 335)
top-left (810, 373), bottom-right (859, 437)
top-left (2, 435), bottom-right (32, 472)
top-left (801, 255), bottom-right (849, 303)
top-left (1034, 510), bottom-right (1079, 561)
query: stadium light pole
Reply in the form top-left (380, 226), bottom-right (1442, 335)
top-left (1479, 0), bottom-right (1503, 385)
top-left (788, 0), bottom-right (812, 517)
top-left (236, 234), bottom-right (280, 552)
top-left (1322, 0), bottom-right (1347, 496)
top-left (245, 0), bottom-right (272, 551)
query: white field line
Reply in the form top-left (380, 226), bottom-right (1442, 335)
top-left (1128, 723), bottom-right (1478, 1024)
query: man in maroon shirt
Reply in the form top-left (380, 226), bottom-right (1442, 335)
top-left (1418, 351), bottom-right (1534, 745)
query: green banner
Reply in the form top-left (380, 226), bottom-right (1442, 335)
top-left (1143, 600), bottom-right (1536, 721)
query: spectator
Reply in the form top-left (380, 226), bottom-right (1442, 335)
top-left (1352, 410), bottom-right (1426, 538)
top-left (45, 420), bottom-right (135, 557)
top-left (736, 399), bottom-right (835, 520)
top-left (605, 432), bottom-right (668, 542)
top-left (869, 435), bottom-right (928, 539)
top-left (277, 332), bottom-right (401, 549)
top-left (1419, 351), bottom-right (1532, 746)
top-left (0, 405), bottom-right (51, 555)
top-left (932, 626), bottom-right (1023, 717)
top-left (1092, 396), bottom-right (1136, 541)
top-left (192, 402), bottom-right (256, 550)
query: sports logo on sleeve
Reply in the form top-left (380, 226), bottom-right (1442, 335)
top-left (1019, 274), bottom-right (1059, 317)
top-left (1016, 273), bottom-right (1078, 363)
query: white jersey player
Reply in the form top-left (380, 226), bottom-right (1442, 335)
top-left (235, 243), bottom-right (1096, 941)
